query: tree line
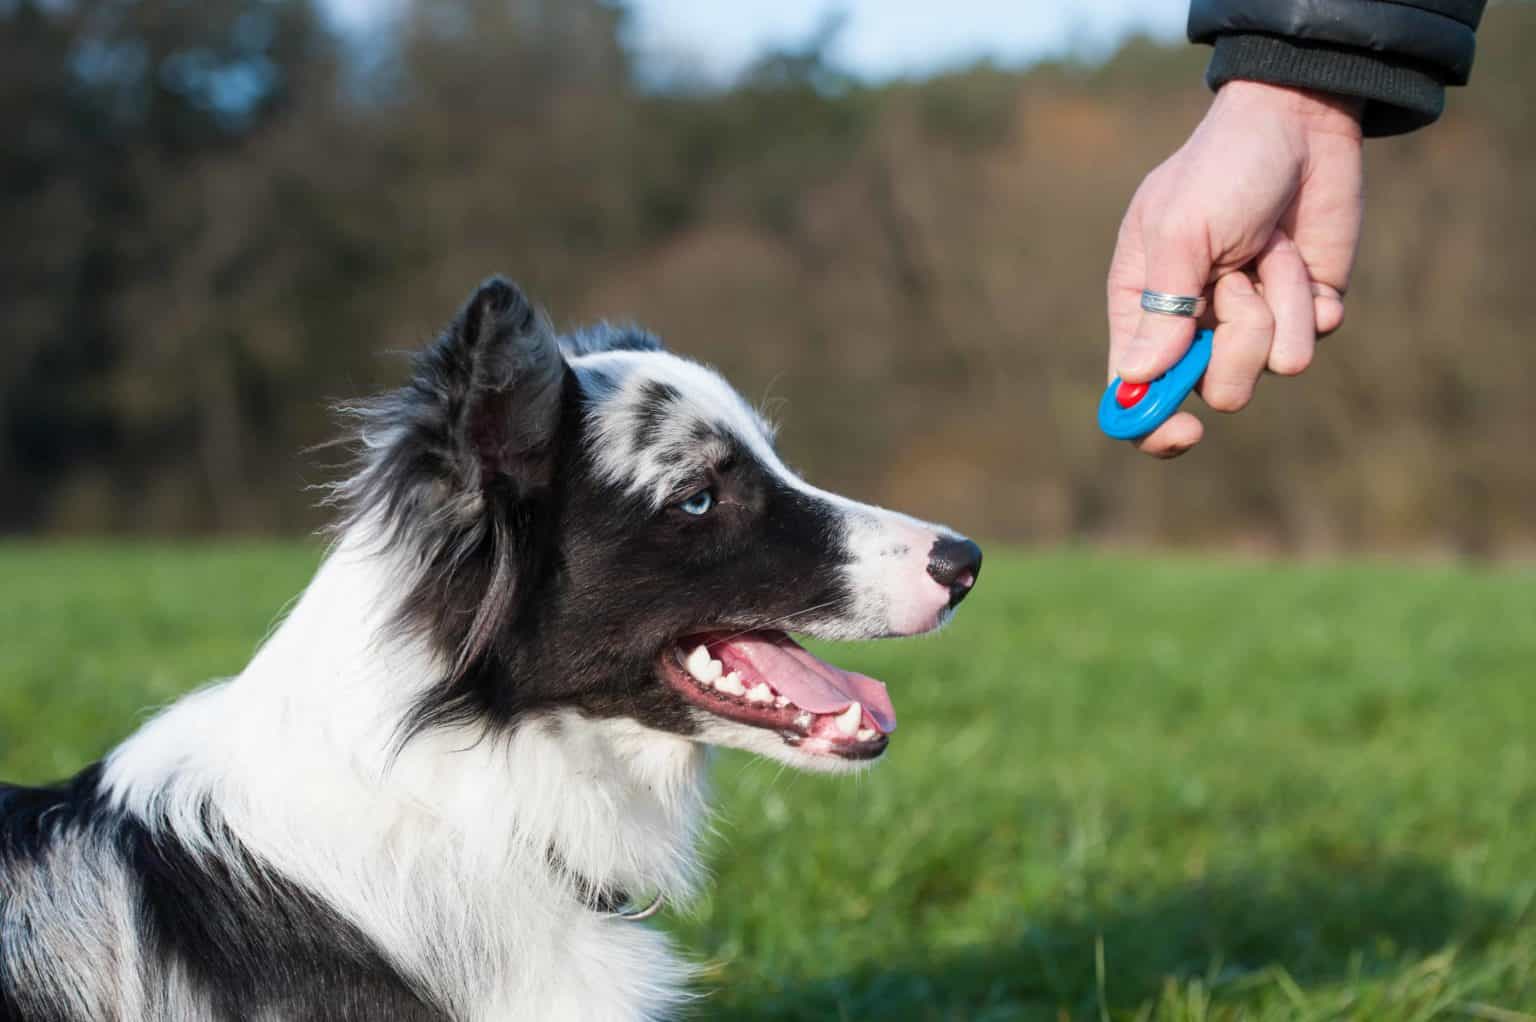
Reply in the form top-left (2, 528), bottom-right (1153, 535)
top-left (3, 0), bottom-right (1533, 553)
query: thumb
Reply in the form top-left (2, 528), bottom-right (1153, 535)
top-left (1115, 219), bottom-right (1212, 383)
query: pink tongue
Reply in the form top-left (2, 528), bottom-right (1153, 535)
top-left (713, 633), bottom-right (897, 733)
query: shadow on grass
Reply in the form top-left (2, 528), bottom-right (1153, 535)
top-left (704, 857), bottom-right (1509, 1021)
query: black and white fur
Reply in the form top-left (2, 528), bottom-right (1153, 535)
top-left (0, 279), bottom-right (980, 1021)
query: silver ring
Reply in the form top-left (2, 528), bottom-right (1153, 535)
top-left (1140, 289), bottom-right (1207, 319)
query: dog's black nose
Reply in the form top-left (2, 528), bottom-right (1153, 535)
top-left (927, 536), bottom-right (982, 607)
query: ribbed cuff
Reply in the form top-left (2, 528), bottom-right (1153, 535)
top-left (1207, 33), bottom-right (1446, 136)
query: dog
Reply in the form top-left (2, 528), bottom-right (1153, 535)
top-left (0, 278), bottom-right (981, 1021)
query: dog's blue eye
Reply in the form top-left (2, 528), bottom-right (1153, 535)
top-left (679, 489), bottom-right (715, 516)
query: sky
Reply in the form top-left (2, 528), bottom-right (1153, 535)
top-left (324, 0), bottom-right (1190, 82)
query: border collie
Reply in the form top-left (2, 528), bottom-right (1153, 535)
top-left (0, 279), bottom-right (980, 1021)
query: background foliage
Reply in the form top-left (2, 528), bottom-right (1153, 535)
top-left (3, 0), bottom-right (1534, 550)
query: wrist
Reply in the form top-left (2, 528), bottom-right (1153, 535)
top-left (1213, 81), bottom-right (1364, 139)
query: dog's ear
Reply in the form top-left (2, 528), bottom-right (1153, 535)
top-left (439, 277), bottom-right (567, 499)
top-left (333, 278), bottom-right (570, 680)
top-left (354, 279), bottom-right (569, 679)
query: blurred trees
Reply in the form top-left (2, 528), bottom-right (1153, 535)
top-left (2, 1), bottom-right (1534, 552)
top-left (1, 0), bottom-right (335, 530)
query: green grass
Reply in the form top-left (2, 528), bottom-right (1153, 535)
top-left (2, 543), bottom-right (1534, 1020)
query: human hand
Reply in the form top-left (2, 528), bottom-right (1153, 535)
top-left (1106, 81), bottom-right (1365, 457)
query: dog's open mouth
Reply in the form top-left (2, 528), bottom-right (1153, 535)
top-left (659, 630), bottom-right (896, 759)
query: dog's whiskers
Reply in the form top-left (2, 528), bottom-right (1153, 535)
top-left (712, 600), bottom-right (839, 645)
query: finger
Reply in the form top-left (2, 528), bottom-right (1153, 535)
top-left (1255, 230), bottom-right (1316, 376)
top-left (1116, 212), bottom-right (1211, 384)
top-left (1199, 271), bottom-right (1273, 414)
top-left (1282, 129), bottom-right (1362, 333)
top-left (1107, 197), bottom-right (1149, 381)
top-left (1133, 411), bottom-right (1204, 459)
top-left (1313, 281), bottom-right (1346, 336)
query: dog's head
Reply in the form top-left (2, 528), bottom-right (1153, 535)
top-left (343, 278), bottom-right (980, 772)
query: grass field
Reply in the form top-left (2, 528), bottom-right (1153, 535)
top-left (2, 543), bottom-right (1534, 1020)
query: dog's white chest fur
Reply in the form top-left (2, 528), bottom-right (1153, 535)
top-left (104, 541), bottom-right (708, 1021)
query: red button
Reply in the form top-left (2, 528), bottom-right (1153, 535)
top-left (1115, 380), bottom-right (1149, 408)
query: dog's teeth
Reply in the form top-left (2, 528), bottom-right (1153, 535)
top-left (856, 728), bottom-right (875, 741)
top-left (773, 695), bottom-right (790, 709)
top-left (794, 711), bottom-right (813, 730)
top-left (686, 645), bottom-right (722, 684)
top-left (746, 682), bottom-right (773, 704)
top-left (834, 702), bottom-right (862, 737)
top-left (714, 671), bottom-right (745, 696)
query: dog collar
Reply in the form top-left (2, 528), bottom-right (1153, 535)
top-left (608, 891), bottom-right (666, 922)
top-left (551, 848), bottom-right (666, 922)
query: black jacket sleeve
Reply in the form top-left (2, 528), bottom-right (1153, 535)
top-left (1188, 0), bottom-right (1487, 136)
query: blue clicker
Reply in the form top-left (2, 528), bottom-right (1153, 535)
top-left (1097, 328), bottom-right (1214, 441)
